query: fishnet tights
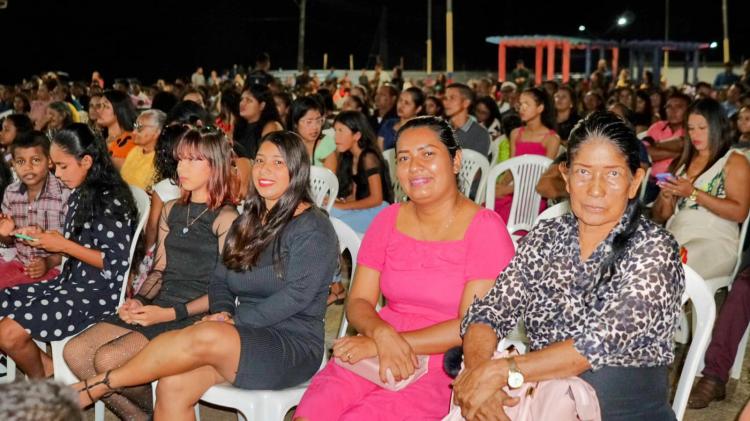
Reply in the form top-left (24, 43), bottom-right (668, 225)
top-left (63, 322), bottom-right (153, 420)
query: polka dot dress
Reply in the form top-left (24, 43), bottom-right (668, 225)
top-left (0, 190), bottom-right (134, 341)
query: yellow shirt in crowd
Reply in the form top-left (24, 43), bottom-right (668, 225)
top-left (120, 147), bottom-right (156, 191)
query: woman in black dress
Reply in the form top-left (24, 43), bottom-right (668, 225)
top-left (64, 129), bottom-right (238, 420)
top-left (0, 123), bottom-right (136, 378)
top-left (74, 131), bottom-right (338, 420)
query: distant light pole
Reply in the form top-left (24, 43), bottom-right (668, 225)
top-left (722, 0), bottom-right (730, 62)
top-left (578, 25), bottom-right (586, 32)
top-left (664, 0), bottom-right (669, 69)
top-left (426, 0), bottom-right (432, 74)
top-left (446, 0), bottom-right (454, 73)
top-left (296, 0), bottom-right (306, 71)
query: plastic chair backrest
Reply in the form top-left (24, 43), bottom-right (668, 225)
top-left (118, 186), bottom-right (151, 307)
top-left (331, 217), bottom-right (363, 341)
top-left (52, 186), bottom-right (151, 388)
top-left (382, 149), bottom-right (397, 185)
top-left (309, 166), bottom-right (339, 213)
top-left (382, 149), bottom-right (408, 203)
top-left (488, 135), bottom-right (504, 165)
top-left (672, 264), bottom-right (716, 420)
top-left (458, 149), bottom-right (491, 204)
top-left (485, 155), bottom-right (553, 234)
top-left (639, 167), bottom-right (651, 203)
top-left (730, 214), bottom-right (750, 279)
top-left (533, 201), bottom-right (571, 227)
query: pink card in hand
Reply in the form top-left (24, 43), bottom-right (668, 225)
top-left (334, 354), bottom-right (429, 391)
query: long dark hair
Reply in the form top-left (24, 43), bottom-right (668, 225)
top-left (52, 123), bottom-right (137, 235)
top-left (566, 111), bottom-right (642, 287)
top-left (668, 98), bottom-right (730, 179)
top-left (522, 87), bottom-right (557, 131)
top-left (47, 102), bottom-right (74, 129)
top-left (401, 87), bottom-right (426, 117)
top-left (102, 90), bottom-right (137, 137)
top-left (241, 83), bottom-right (281, 130)
top-left (474, 96), bottom-right (502, 127)
top-left (0, 156), bottom-right (12, 204)
top-left (166, 100), bottom-right (209, 126)
top-left (334, 111), bottom-right (391, 202)
top-left (290, 95), bottom-right (324, 135)
top-left (153, 124), bottom-right (190, 185)
top-left (236, 84), bottom-right (282, 157)
top-left (13, 94), bottom-right (31, 113)
top-left (4, 114), bottom-right (33, 137)
top-left (222, 131), bottom-right (314, 274)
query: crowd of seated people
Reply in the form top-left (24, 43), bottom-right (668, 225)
top-left (0, 56), bottom-right (749, 420)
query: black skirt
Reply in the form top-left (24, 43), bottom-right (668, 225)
top-left (578, 366), bottom-right (676, 421)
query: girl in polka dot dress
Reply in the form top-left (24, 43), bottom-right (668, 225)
top-left (0, 123), bottom-right (136, 378)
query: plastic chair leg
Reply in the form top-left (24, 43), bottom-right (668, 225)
top-left (731, 325), bottom-right (750, 380)
top-left (94, 401), bottom-right (105, 421)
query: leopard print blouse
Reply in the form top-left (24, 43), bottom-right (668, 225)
top-left (461, 211), bottom-right (684, 369)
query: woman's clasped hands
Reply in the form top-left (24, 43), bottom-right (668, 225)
top-left (334, 325), bottom-right (418, 384)
top-left (452, 358), bottom-right (519, 421)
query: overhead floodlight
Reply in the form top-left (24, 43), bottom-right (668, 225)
top-left (617, 17), bottom-right (628, 26)
top-left (710, 41), bottom-right (718, 49)
top-left (578, 25), bottom-right (586, 32)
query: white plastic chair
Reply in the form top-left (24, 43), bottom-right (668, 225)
top-left (195, 217), bottom-right (360, 421)
top-left (488, 135), bottom-right (504, 165)
top-left (672, 264), bottom-right (716, 421)
top-left (702, 214), bottom-right (750, 381)
top-left (682, 214), bottom-right (750, 380)
top-left (639, 167), bottom-right (651, 203)
top-left (485, 155), bottom-right (553, 236)
top-left (2, 187), bottom-right (149, 419)
top-left (52, 186), bottom-right (150, 421)
top-left (0, 340), bottom-right (45, 384)
top-left (331, 218), bottom-right (363, 338)
top-left (382, 149), bottom-right (407, 203)
top-left (532, 201), bottom-right (571, 227)
top-left (703, 214), bottom-right (750, 297)
top-left (309, 167), bottom-right (339, 213)
top-left (458, 149), bottom-right (490, 204)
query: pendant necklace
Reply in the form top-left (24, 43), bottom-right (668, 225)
top-left (183, 203), bottom-right (210, 235)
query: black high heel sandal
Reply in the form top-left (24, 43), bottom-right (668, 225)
top-left (78, 370), bottom-right (124, 405)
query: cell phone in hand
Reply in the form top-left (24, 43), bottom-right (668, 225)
top-left (655, 172), bottom-right (674, 182)
top-left (13, 233), bottom-right (37, 242)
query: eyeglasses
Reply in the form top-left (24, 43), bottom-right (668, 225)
top-left (300, 117), bottom-right (325, 127)
top-left (133, 122), bottom-right (158, 131)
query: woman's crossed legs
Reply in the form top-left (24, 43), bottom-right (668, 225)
top-left (73, 320), bottom-right (241, 421)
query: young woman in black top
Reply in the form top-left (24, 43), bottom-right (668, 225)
top-left (73, 131), bottom-right (338, 419)
top-left (331, 110), bottom-right (392, 234)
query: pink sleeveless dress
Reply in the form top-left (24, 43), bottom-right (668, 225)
top-left (494, 127), bottom-right (552, 232)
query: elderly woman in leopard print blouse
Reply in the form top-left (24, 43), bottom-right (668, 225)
top-left (454, 112), bottom-right (684, 421)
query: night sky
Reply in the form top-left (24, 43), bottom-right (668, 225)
top-left (1, 0), bottom-right (748, 85)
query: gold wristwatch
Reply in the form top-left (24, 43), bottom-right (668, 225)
top-left (689, 188), bottom-right (699, 202)
top-left (506, 357), bottom-right (524, 389)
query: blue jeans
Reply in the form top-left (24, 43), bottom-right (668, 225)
top-left (330, 202), bottom-right (389, 235)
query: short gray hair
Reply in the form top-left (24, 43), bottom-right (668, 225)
top-left (138, 109), bottom-right (167, 128)
top-left (0, 379), bottom-right (84, 421)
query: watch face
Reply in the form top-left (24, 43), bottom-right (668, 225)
top-left (508, 372), bottom-right (524, 388)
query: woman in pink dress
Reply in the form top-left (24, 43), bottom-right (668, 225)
top-left (294, 116), bottom-right (515, 420)
top-left (494, 87), bottom-right (561, 227)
